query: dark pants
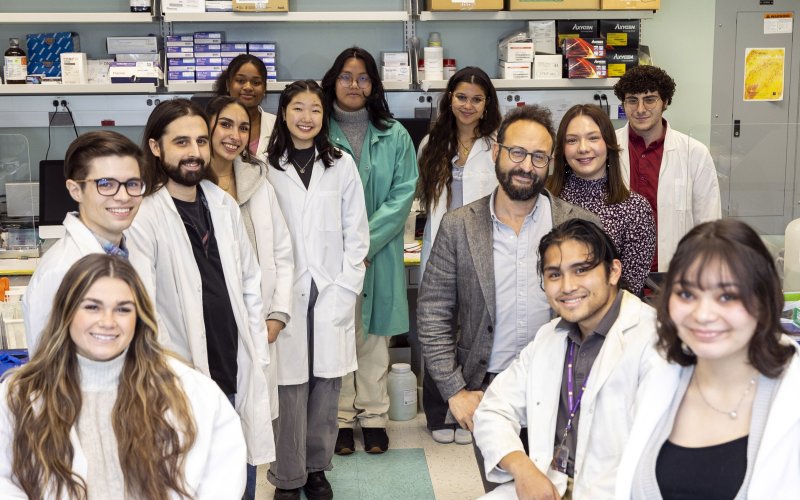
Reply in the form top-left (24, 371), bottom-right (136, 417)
top-left (422, 369), bottom-right (456, 431)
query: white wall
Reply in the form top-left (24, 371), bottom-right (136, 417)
top-left (643, 0), bottom-right (716, 145)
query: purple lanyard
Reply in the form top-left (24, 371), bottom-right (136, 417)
top-left (564, 339), bottom-right (588, 434)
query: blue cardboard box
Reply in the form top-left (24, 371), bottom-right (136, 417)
top-left (26, 32), bottom-right (80, 77)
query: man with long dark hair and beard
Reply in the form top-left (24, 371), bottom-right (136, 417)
top-left (127, 98), bottom-right (274, 499)
top-left (417, 105), bottom-right (600, 492)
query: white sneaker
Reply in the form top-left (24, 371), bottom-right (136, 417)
top-left (431, 428), bottom-right (455, 443)
top-left (454, 428), bottom-right (473, 445)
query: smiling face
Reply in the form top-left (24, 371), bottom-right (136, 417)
top-left (334, 57), bottom-right (371, 112)
top-left (668, 260), bottom-right (758, 365)
top-left (492, 120), bottom-right (551, 201)
top-left (563, 114), bottom-right (608, 180)
top-left (148, 114), bottom-right (210, 188)
top-left (284, 90), bottom-right (323, 149)
top-left (70, 276), bottom-right (136, 362)
top-left (542, 239), bottom-right (622, 337)
top-left (228, 62), bottom-right (266, 111)
top-left (450, 81), bottom-right (487, 131)
top-left (210, 103), bottom-right (250, 162)
top-left (624, 91), bottom-right (666, 139)
top-left (66, 155), bottom-right (142, 245)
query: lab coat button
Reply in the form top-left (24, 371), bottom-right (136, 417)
top-left (479, 359), bottom-right (487, 366)
top-left (487, 325), bottom-right (493, 333)
top-left (363, 292), bottom-right (368, 298)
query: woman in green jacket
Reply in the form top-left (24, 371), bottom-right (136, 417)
top-left (321, 46), bottom-right (418, 456)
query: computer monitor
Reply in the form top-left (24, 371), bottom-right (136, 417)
top-left (38, 160), bottom-right (77, 238)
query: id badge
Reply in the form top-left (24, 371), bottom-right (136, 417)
top-left (550, 443), bottom-right (569, 473)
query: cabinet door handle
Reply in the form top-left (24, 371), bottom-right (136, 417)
top-left (734, 119), bottom-right (740, 138)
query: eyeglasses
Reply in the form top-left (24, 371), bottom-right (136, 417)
top-left (75, 177), bottom-right (146, 197)
top-left (498, 144), bottom-right (552, 168)
top-left (337, 73), bottom-right (371, 89)
top-left (452, 93), bottom-right (486, 106)
top-left (623, 95), bottom-right (661, 109)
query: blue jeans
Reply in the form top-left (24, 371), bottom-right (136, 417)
top-left (227, 393), bottom-right (257, 499)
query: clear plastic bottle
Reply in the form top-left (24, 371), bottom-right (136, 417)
top-left (130, 0), bottom-right (152, 13)
top-left (4, 38), bottom-right (27, 85)
top-left (388, 363), bottom-right (418, 421)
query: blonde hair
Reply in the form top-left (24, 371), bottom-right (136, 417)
top-left (5, 254), bottom-right (197, 499)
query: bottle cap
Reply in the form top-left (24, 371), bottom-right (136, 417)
top-left (392, 363), bottom-right (412, 373)
top-left (428, 32), bottom-right (442, 47)
top-left (9, 38), bottom-right (19, 46)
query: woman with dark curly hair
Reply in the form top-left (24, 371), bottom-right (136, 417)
top-left (0, 254), bottom-right (246, 499)
top-left (616, 219), bottom-right (799, 499)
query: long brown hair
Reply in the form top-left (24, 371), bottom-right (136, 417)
top-left (547, 104), bottom-right (629, 205)
top-left (5, 254), bottom-right (197, 500)
top-left (416, 67), bottom-right (501, 212)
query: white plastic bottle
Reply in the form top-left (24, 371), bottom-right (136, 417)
top-left (388, 363), bottom-right (417, 421)
top-left (784, 218), bottom-right (800, 291)
top-left (424, 32), bottom-right (444, 82)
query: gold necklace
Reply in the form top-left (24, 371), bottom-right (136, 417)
top-left (694, 375), bottom-right (756, 419)
top-left (457, 137), bottom-right (473, 157)
top-left (292, 154), bottom-right (314, 174)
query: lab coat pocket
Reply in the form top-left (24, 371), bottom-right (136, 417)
top-left (334, 286), bottom-right (357, 328)
top-left (318, 191), bottom-right (342, 232)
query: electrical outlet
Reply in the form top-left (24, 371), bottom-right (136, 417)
top-left (48, 112), bottom-right (75, 127)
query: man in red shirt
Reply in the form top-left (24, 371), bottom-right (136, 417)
top-left (614, 65), bottom-right (720, 272)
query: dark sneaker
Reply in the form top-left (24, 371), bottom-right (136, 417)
top-left (273, 487), bottom-right (301, 500)
top-left (362, 427), bottom-right (389, 454)
top-left (335, 427), bottom-right (355, 455)
top-left (303, 471), bottom-right (333, 500)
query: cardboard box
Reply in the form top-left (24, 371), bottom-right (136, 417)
top-left (168, 70), bottom-right (196, 81)
top-left (26, 32), bottom-right (80, 77)
top-left (606, 49), bottom-right (638, 77)
top-left (528, 20), bottom-right (557, 54)
top-left (196, 70), bottom-right (222, 80)
top-left (167, 46), bottom-right (194, 58)
top-left (382, 65), bottom-right (411, 83)
top-left (567, 57), bottom-right (607, 78)
top-left (599, 19), bottom-right (640, 48)
top-left (107, 36), bottom-right (158, 55)
top-left (499, 61), bottom-right (531, 79)
top-left (162, 0), bottom-right (205, 12)
top-left (499, 41), bottom-right (535, 62)
top-left (87, 59), bottom-right (114, 84)
top-left (533, 54), bottom-right (562, 79)
top-left (601, 0), bottom-right (659, 10)
top-left (206, 0), bottom-right (233, 11)
top-left (507, 0), bottom-right (599, 10)
top-left (556, 20), bottom-right (598, 51)
top-left (428, 0), bottom-right (503, 11)
top-left (115, 53), bottom-right (161, 63)
top-left (248, 42), bottom-right (276, 51)
top-left (232, 0), bottom-right (289, 12)
top-left (60, 53), bottom-right (88, 84)
top-left (166, 35), bottom-right (194, 43)
top-left (383, 52), bottom-right (410, 67)
top-left (562, 38), bottom-right (605, 58)
top-left (221, 43), bottom-right (248, 52)
top-left (109, 61), bottom-right (160, 84)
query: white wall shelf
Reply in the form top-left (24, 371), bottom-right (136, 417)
top-left (420, 78), bottom-right (620, 91)
top-left (1, 13), bottom-right (154, 24)
top-left (0, 84), bottom-right (158, 95)
top-left (418, 10), bottom-right (655, 21)
top-left (163, 11), bottom-right (409, 23)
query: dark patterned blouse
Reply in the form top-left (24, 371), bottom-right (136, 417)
top-left (559, 173), bottom-right (656, 295)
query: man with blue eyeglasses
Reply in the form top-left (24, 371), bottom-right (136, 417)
top-left (417, 104), bottom-right (599, 492)
top-left (23, 130), bottom-right (148, 353)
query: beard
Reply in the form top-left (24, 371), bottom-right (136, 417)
top-left (495, 159), bottom-right (545, 201)
top-left (162, 157), bottom-right (207, 187)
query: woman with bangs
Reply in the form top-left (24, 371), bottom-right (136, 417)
top-left (0, 254), bottom-right (246, 499)
top-left (547, 104), bottom-right (655, 295)
top-left (615, 219), bottom-right (800, 499)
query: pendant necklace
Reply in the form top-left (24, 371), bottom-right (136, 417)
top-left (292, 153), bottom-right (314, 174)
top-left (457, 137), bottom-right (473, 157)
top-left (694, 375), bottom-right (757, 419)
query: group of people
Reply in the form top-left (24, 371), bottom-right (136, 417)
top-left (0, 42), bottom-right (794, 500)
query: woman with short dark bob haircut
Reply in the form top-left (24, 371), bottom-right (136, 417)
top-left (547, 104), bottom-right (655, 295)
top-left (0, 254), bottom-right (246, 499)
top-left (616, 219), bottom-right (799, 499)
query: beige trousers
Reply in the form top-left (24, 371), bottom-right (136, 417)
top-left (337, 296), bottom-right (391, 428)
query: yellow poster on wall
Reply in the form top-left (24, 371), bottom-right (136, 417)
top-left (744, 48), bottom-right (785, 101)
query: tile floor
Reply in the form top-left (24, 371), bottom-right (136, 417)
top-left (254, 413), bottom-right (485, 500)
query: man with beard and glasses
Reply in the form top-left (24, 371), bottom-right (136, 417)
top-left (127, 99), bottom-right (274, 500)
top-left (417, 105), bottom-right (600, 492)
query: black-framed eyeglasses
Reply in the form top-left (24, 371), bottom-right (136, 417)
top-left (498, 144), bottom-right (552, 168)
top-left (75, 177), bottom-right (146, 197)
top-left (623, 95), bottom-right (661, 109)
top-left (337, 73), bottom-right (371, 89)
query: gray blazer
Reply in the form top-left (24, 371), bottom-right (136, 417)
top-left (417, 190), bottom-right (601, 407)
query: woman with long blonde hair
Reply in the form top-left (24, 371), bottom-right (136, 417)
top-left (0, 254), bottom-right (246, 499)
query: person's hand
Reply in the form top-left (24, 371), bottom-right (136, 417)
top-left (447, 389), bottom-right (483, 431)
top-left (364, 258), bottom-right (371, 268)
top-left (501, 451), bottom-right (561, 500)
top-left (266, 319), bottom-right (285, 344)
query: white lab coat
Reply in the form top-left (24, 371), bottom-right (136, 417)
top-left (234, 157), bottom-right (294, 418)
top-left (265, 151), bottom-right (369, 385)
top-left (22, 213), bottom-right (147, 354)
top-left (253, 107), bottom-right (277, 162)
top-left (617, 121), bottom-right (721, 271)
top-left (126, 181), bottom-right (274, 465)
top-left (418, 135), bottom-right (497, 276)
top-left (473, 291), bottom-right (662, 500)
top-left (615, 339), bottom-right (800, 500)
top-left (0, 358), bottom-right (248, 499)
